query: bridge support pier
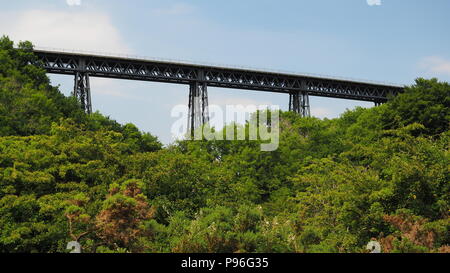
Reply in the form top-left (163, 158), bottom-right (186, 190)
top-left (289, 91), bottom-right (310, 117)
top-left (188, 82), bottom-right (209, 137)
top-left (73, 72), bottom-right (92, 114)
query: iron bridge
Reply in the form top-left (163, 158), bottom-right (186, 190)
top-left (32, 49), bottom-right (404, 133)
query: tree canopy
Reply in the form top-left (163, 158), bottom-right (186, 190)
top-left (0, 36), bottom-right (448, 253)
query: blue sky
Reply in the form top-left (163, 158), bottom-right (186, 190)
top-left (1, 0), bottom-right (449, 144)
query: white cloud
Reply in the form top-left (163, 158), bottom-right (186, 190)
top-left (0, 9), bottom-right (131, 54)
top-left (419, 56), bottom-right (450, 76)
top-left (66, 0), bottom-right (82, 6)
top-left (367, 0), bottom-right (382, 6)
top-left (0, 8), bottom-right (133, 100)
top-left (152, 3), bottom-right (194, 15)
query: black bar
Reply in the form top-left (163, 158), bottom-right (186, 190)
top-left (4, 253), bottom-right (447, 273)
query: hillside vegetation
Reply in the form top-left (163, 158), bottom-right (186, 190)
top-left (0, 36), bottom-right (448, 253)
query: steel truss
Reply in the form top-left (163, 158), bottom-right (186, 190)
top-left (33, 50), bottom-right (403, 128)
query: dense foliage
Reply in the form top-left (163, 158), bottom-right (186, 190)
top-left (0, 36), bottom-right (448, 253)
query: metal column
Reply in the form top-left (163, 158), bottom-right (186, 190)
top-left (188, 80), bottom-right (209, 137)
top-left (289, 91), bottom-right (300, 114)
top-left (73, 72), bottom-right (92, 114)
top-left (301, 91), bottom-right (310, 117)
top-left (289, 91), bottom-right (310, 117)
top-left (73, 58), bottom-right (92, 114)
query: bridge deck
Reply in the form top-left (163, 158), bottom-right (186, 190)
top-left (33, 49), bottom-right (403, 103)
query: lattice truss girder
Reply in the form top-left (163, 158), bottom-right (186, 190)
top-left (35, 51), bottom-right (402, 104)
